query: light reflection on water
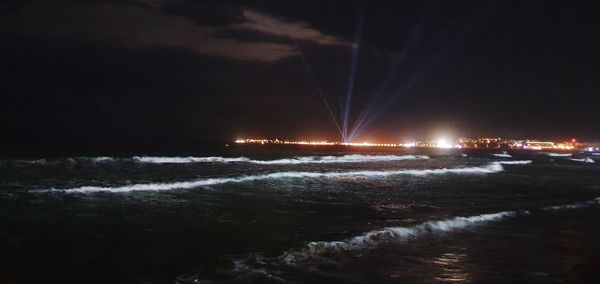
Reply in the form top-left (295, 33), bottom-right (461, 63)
top-left (430, 252), bottom-right (470, 282)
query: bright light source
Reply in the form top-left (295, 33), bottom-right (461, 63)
top-left (436, 138), bottom-right (453, 149)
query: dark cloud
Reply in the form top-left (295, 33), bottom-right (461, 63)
top-left (0, 0), bottom-right (348, 61)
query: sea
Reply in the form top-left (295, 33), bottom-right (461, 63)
top-left (1, 145), bottom-right (599, 283)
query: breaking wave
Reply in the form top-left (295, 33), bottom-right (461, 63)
top-left (13, 157), bottom-right (115, 164)
top-left (266, 197), bottom-right (600, 265)
top-left (542, 198), bottom-right (600, 211)
top-left (569, 157), bottom-right (595, 163)
top-left (543, 152), bottom-right (572, 157)
top-left (493, 152), bottom-right (512, 158)
top-left (133, 156), bottom-right (250, 163)
top-left (89, 157), bottom-right (116, 162)
top-left (292, 212), bottom-right (515, 257)
top-left (25, 159), bottom-right (49, 164)
top-left (8, 155), bottom-right (428, 165)
top-left (132, 154), bottom-right (429, 164)
top-left (296, 198), bottom-right (598, 256)
top-left (38, 161), bottom-right (531, 194)
top-left (496, 160), bottom-right (531, 165)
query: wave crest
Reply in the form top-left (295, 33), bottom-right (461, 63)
top-left (132, 154), bottom-right (429, 164)
top-left (278, 197), bottom-right (598, 264)
top-left (299, 211), bottom-right (515, 257)
top-left (493, 152), bottom-right (512, 158)
top-left (38, 161), bottom-right (531, 193)
top-left (543, 152), bottom-right (572, 157)
top-left (133, 156), bottom-right (250, 163)
top-left (569, 157), bottom-right (595, 163)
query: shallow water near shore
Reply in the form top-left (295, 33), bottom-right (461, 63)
top-left (1, 146), bottom-right (599, 283)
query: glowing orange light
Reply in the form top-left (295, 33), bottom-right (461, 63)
top-left (234, 137), bottom-right (581, 150)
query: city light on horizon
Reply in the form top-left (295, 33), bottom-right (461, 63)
top-left (234, 136), bottom-right (589, 150)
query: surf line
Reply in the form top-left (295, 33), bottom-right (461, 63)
top-left (36, 161), bottom-right (531, 194)
top-left (131, 154), bottom-right (430, 164)
top-left (266, 197), bottom-right (600, 265)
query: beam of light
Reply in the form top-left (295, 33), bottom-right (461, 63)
top-left (347, 38), bottom-right (421, 142)
top-left (341, 9), bottom-right (364, 143)
top-left (348, 17), bottom-right (426, 142)
top-left (347, 3), bottom-right (492, 141)
top-left (347, 57), bottom-right (432, 142)
top-left (349, 24), bottom-right (455, 140)
top-left (347, 3), bottom-right (438, 141)
top-left (347, 60), bottom-right (433, 140)
top-left (295, 45), bottom-right (343, 137)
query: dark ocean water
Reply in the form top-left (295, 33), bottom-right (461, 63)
top-left (1, 146), bottom-right (600, 283)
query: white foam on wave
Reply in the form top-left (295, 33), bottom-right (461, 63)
top-left (279, 197), bottom-right (599, 263)
top-left (542, 152), bottom-right (572, 157)
top-left (14, 154), bottom-right (429, 165)
top-left (90, 157), bottom-right (115, 162)
top-left (298, 211), bottom-right (516, 254)
top-left (26, 159), bottom-right (48, 164)
top-left (543, 199), bottom-right (600, 211)
top-left (132, 154), bottom-right (429, 165)
top-left (39, 161), bottom-right (531, 194)
top-left (16, 157), bottom-right (115, 164)
top-left (252, 154), bottom-right (429, 164)
top-left (493, 152), bottom-right (512, 158)
top-left (497, 160), bottom-right (532, 165)
top-left (569, 157), bottom-right (595, 163)
top-left (133, 156), bottom-right (251, 163)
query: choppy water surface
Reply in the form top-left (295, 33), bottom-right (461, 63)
top-left (1, 146), bottom-right (600, 283)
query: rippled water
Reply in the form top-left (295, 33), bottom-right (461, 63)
top-left (1, 147), bottom-right (599, 283)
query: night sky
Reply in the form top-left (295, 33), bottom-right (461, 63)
top-left (1, 0), bottom-right (599, 156)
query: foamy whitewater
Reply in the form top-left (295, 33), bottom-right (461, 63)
top-left (312, 198), bottom-right (599, 253)
top-left (543, 152), bottom-right (572, 157)
top-left (570, 157), bottom-right (595, 163)
top-left (302, 211), bottom-right (516, 254)
top-left (132, 156), bottom-right (251, 163)
top-left (543, 198), bottom-right (600, 211)
top-left (39, 160), bottom-right (531, 193)
top-left (493, 152), bottom-right (512, 158)
top-left (250, 198), bottom-right (600, 267)
top-left (6, 154), bottom-right (429, 165)
top-left (132, 154), bottom-right (429, 164)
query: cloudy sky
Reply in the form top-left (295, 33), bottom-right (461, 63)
top-left (1, 0), bottom-right (599, 155)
